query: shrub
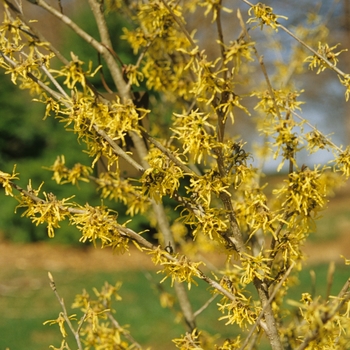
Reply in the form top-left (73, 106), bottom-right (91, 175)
top-left (0, 1), bottom-right (349, 349)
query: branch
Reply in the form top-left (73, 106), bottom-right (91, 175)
top-left (125, 40), bottom-right (153, 92)
top-left (0, 51), bottom-right (68, 104)
top-left (252, 278), bottom-right (283, 350)
top-left (39, 62), bottom-right (70, 100)
top-left (103, 303), bottom-right (143, 349)
top-left (1, 51), bottom-right (145, 175)
top-left (214, 1), bottom-right (231, 144)
top-left (89, 0), bottom-right (150, 183)
top-left (215, 0), bottom-right (227, 81)
top-left (279, 22), bottom-right (347, 78)
top-left (193, 294), bottom-right (218, 318)
top-left (87, 0), bottom-right (130, 99)
top-left (5, 0), bottom-right (69, 65)
top-left (33, 0), bottom-right (129, 98)
top-left (87, 0), bottom-right (113, 50)
top-left (93, 125), bottom-right (145, 174)
top-left (240, 263), bottom-right (295, 350)
top-left (174, 280), bottom-right (196, 331)
top-left (33, 0), bottom-right (104, 51)
top-left (47, 272), bottom-right (84, 350)
top-left (151, 198), bottom-right (197, 331)
top-left (286, 107), bottom-right (342, 153)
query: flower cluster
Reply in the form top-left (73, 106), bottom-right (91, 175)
top-left (273, 166), bottom-right (328, 218)
top-left (141, 147), bottom-right (184, 201)
top-left (16, 182), bottom-right (72, 238)
top-left (305, 42), bottom-right (347, 74)
top-left (247, 2), bottom-right (288, 31)
top-left (0, 165), bottom-right (19, 196)
top-left (45, 281), bottom-right (139, 349)
top-left (171, 109), bottom-right (216, 163)
top-left (48, 155), bottom-right (92, 186)
top-left (148, 247), bottom-right (205, 289)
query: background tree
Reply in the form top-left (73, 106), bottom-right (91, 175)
top-left (0, 1), bottom-right (350, 349)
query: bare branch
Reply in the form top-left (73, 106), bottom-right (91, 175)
top-left (47, 272), bottom-right (84, 350)
top-left (193, 294), bottom-right (218, 318)
top-left (93, 125), bottom-right (145, 174)
top-left (34, 0), bottom-right (129, 98)
top-left (87, 0), bottom-right (130, 98)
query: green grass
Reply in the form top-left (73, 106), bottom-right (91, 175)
top-left (0, 267), bottom-right (232, 350)
top-left (290, 262), bottom-right (349, 300)
top-left (310, 207), bottom-right (350, 242)
top-left (0, 259), bottom-right (349, 350)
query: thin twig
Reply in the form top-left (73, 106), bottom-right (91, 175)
top-left (34, 0), bottom-right (129, 98)
top-left (39, 63), bottom-right (70, 100)
top-left (193, 294), bottom-right (218, 318)
top-left (285, 107), bottom-right (342, 153)
top-left (279, 22), bottom-right (347, 78)
top-left (125, 40), bottom-right (153, 92)
top-left (267, 211), bottom-right (294, 269)
top-left (104, 305), bottom-right (143, 349)
top-left (215, 0), bottom-right (227, 81)
top-left (326, 261), bottom-right (335, 300)
top-left (47, 272), bottom-right (84, 350)
top-left (246, 330), bottom-right (261, 350)
top-left (93, 125), bottom-right (145, 174)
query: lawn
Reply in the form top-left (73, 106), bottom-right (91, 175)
top-left (0, 262), bottom-right (238, 349)
top-left (0, 243), bottom-right (349, 350)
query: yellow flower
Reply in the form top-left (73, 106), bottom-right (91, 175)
top-left (0, 165), bottom-right (19, 197)
top-left (247, 3), bottom-right (288, 31)
top-left (43, 312), bottom-right (76, 338)
top-left (305, 42), bottom-right (347, 74)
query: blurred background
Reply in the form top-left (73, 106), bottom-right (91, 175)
top-left (0, 0), bottom-right (349, 349)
